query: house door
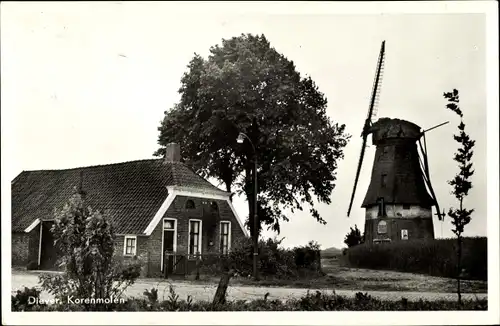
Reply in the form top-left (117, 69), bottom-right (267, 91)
top-left (162, 218), bottom-right (177, 275)
top-left (40, 221), bottom-right (60, 270)
top-left (163, 230), bottom-right (175, 274)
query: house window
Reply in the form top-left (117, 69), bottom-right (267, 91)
top-left (163, 219), bottom-right (175, 230)
top-left (123, 235), bottom-right (137, 256)
top-left (188, 219), bottom-right (202, 256)
top-left (381, 174), bottom-right (387, 188)
top-left (185, 199), bottom-right (195, 210)
top-left (377, 220), bottom-right (387, 234)
top-left (220, 221), bottom-right (231, 254)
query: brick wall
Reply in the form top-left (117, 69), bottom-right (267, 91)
top-left (364, 216), bottom-right (435, 243)
top-left (113, 235), bottom-right (149, 277)
top-left (143, 195), bottom-right (248, 277)
top-left (12, 232), bottom-right (29, 266)
top-left (12, 225), bottom-right (41, 267)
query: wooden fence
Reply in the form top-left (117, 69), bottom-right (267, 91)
top-left (163, 252), bottom-right (231, 279)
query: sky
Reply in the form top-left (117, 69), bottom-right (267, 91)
top-left (1, 2), bottom-right (496, 250)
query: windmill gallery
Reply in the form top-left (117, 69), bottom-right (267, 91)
top-left (347, 41), bottom-right (448, 244)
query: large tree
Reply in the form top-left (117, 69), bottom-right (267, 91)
top-left (155, 34), bottom-right (350, 236)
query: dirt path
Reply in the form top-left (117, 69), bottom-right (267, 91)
top-left (11, 271), bottom-right (487, 303)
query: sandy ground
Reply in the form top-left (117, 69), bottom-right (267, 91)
top-left (318, 258), bottom-right (487, 293)
top-left (11, 270), bottom-right (487, 303)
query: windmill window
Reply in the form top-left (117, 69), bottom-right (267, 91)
top-left (185, 200), bottom-right (195, 210)
top-left (381, 174), bottom-right (387, 188)
top-left (377, 220), bottom-right (387, 234)
top-left (377, 197), bottom-right (386, 217)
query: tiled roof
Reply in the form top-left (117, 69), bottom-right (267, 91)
top-left (11, 159), bottom-right (227, 234)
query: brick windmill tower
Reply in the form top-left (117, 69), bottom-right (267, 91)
top-left (347, 41), bottom-right (447, 243)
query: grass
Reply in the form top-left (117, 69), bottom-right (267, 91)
top-left (140, 257), bottom-right (487, 293)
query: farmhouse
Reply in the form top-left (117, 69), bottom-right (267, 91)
top-left (11, 143), bottom-right (248, 277)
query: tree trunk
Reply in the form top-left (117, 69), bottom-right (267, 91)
top-left (457, 235), bottom-right (462, 306)
top-left (212, 268), bottom-right (235, 306)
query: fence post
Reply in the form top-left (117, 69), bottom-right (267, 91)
top-left (195, 252), bottom-right (200, 280)
top-left (167, 254), bottom-right (170, 278)
top-left (147, 251), bottom-right (151, 277)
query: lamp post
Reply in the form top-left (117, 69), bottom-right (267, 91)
top-left (236, 132), bottom-right (259, 281)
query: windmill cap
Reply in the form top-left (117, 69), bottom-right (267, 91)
top-left (370, 118), bottom-right (422, 144)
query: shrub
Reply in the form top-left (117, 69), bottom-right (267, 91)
top-left (206, 237), bottom-right (322, 279)
top-left (294, 241), bottom-right (322, 271)
top-left (11, 287), bottom-right (44, 311)
top-left (344, 237), bottom-right (487, 280)
top-left (344, 225), bottom-right (364, 248)
top-left (38, 190), bottom-right (142, 311)
top-left (13, 287), bottom-right (487, 311)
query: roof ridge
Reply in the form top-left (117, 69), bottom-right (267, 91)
top-left (173, 162), bottom-right (225, 191)
top-left (17, 158), bottom-right (164, 173)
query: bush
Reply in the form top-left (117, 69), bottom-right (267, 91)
top-left (344, 225), bottom-right (364, 248)
top-left (26, 260), bottom-right (39, 271)
top-left (37, 191), bottom-right (142, 311)
top-left (206, 237), bottom-right (322, 279)
top-left (12, 287), bottom-right (44, 311)
top-left (13, 288), bottom-right (487, 311)
top-left (344, 237), bottom-right (487, 280)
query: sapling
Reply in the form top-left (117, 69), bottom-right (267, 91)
top-left (443, 89), bottom-right (475, 305)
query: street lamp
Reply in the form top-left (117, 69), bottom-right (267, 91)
top-left (236, 132), bottom-right (259, 281)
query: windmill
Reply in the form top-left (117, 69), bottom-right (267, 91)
top-left (347, 41), bottom-right (447, 243)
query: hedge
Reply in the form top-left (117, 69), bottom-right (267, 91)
top-left (344, 237), bottom-right (487, 280)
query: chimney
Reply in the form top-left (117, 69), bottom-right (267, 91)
top-left (165, 143), bottom-right (181, 162)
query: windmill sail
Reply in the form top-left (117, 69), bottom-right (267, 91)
top-left (347, 41), bottom-right (386, 217)
top-left (417, 135), bottom-right (444, 221)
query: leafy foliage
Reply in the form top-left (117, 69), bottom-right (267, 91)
top-left (444, 89), bottom-right (475, 236)
top-left (38, 190), bottom-right (142, 311)
top-left (13, 287), bottom-right (487, 311)
top-left (443, 89), bottom-right (476, 304)
top-left (11, 287), bottom-right (45, 312)
top-left (155, 33), bottom-right (350, 235)
top-left (344, 237), bottom-right (487, 281)
top-left (344, 224), bottom-right (364, 248)
top-left (198, 237), bottom-right (322, 279)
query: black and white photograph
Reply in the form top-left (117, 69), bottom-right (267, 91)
top-left (1, 1), bottom-right (498, 325)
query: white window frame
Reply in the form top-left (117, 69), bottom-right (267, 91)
top-left (401, 229), bottom-right (409, 240)
top-left (123, 235), bottom-right (137, 256)
top-left (161, 218), bottom-right (177, 272)
top-left (188, 219), bottom-right (203, 257)
top-left (37, 222), bottom-right (43, 266)
top-left (219, 221), bottom-right (231, 254)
